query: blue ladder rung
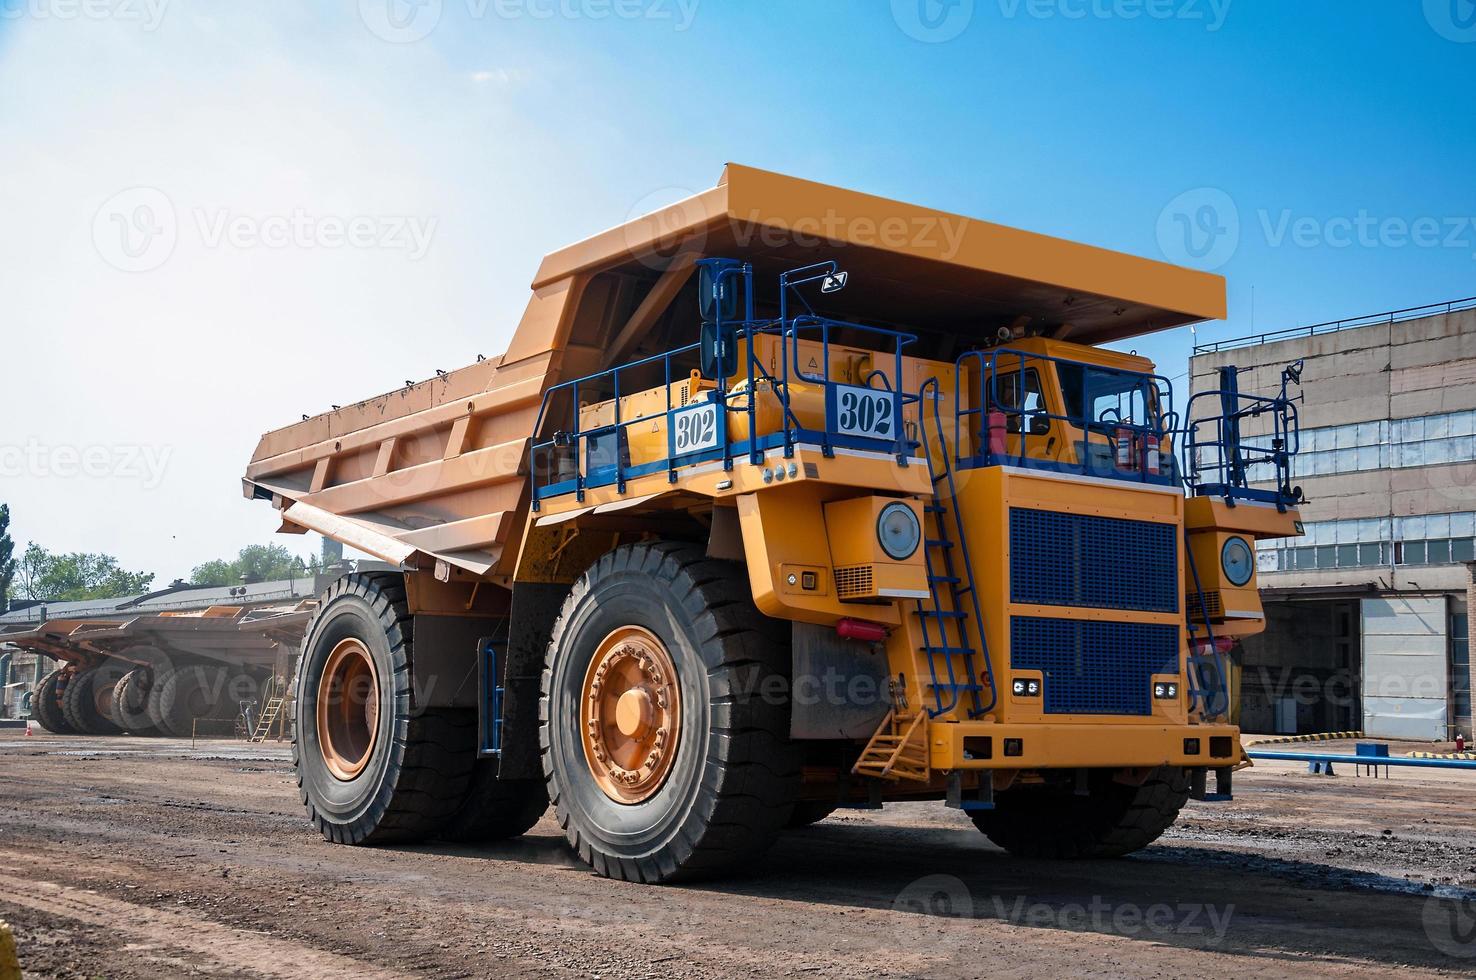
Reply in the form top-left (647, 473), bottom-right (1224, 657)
top-left (925, 504), bottom-right (947, 514)
top-left (929, 575), bottom-right (961, 585)
top-left (925, 538), bottom-right (953, 548)
top-left (924, 646), bottom-right (974, 656)
top-left (916, 609), bottom-right (965, 618)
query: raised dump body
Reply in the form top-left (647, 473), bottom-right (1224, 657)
top-left (244, 165), bottom-right (1303, 883)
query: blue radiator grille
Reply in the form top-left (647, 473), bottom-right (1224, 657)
top-left (1010, 617), bottom-right (1180, 716)
top-left (1009, 508), bottom-right (1178, 613)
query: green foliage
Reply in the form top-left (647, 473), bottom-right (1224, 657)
top-left (0, 504), bottom-right (15, 610)
top-left (16, 543), bottom-right (155, 602)
top-left (190, 543), bottom-right (308, 587)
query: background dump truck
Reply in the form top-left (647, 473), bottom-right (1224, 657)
top-left (242, 165), bottom-right (1304, 882)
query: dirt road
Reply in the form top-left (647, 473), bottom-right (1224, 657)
top-left (2, 730), bottom-right (1475, 978)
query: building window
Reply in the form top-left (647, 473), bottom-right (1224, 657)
top-left (1257, 509), bottom-right (1476, 571)
top-left (1245, 409), bottom-right (1476, 483)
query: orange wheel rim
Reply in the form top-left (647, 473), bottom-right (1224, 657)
top-left (317, 638), bottom-right (380, 781)
top-left (580, 626), bottom-right (681, 805)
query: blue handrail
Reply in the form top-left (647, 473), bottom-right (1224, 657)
top-left (1182, 361), bottom-right (1303, 509)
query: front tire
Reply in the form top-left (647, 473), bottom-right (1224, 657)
top-left (62, 667), bottom-right (123, 736)
top-left (294, 572), bottom-right (476, 845)
top-left (541, 542), bottom-right (800, 883)
top-left (32, 669), bottom-right (74, 734)
top-left (971, 766), bottom-right (1190, 859)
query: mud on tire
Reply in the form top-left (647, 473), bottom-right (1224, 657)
top-left (540, 542), bottom-right (801, 883)
top-left (293, 572), bottom-right (476, 845)
top-left (970, 766), bottom-right (1191, 859)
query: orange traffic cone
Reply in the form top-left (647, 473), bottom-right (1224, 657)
top-left (25, 722), bottom-right (32, 736)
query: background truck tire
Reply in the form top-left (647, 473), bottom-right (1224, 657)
top-left (785, 803), bottom-right (838, 828)
top-left (541, 542), bottom-right (800, 883)
top-left (111, 667), bottom-right (159, 735)
top-left (155, 665), bottom-right (228, 737)
top-left (32, 669), bottom-right (74, 734)
top-left (62, 667), bottom-right (123, 736)
top-left (436, 760), bottom-right (548, 843)
top-left (294, 572), bottom-right (476, 845)
top-left (971, 766), bottom-right (1191, 859)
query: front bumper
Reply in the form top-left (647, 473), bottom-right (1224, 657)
top-left (931, 721), bottom-right (1239, 770)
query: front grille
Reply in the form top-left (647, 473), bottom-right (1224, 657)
top-left (1009, 508), bottom-right (1178, 613)
top-left (834, 564), bottom-right (873, 599)
top-left (1010, 616), bottom-right (1180, 716)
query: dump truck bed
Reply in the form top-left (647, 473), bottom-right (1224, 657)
top-left (244, 164), bottom-right (1225, 579)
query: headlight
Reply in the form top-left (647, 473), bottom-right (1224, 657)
top-left (1221, 536), bottom-right (1254, 587)
top-left (877, 501), bottom-right (921, 561)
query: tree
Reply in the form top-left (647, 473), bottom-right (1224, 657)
top-left (190, 543), bottom-right (305, 586)
top-left (15, 544), bottom-right (155, 602)
top-left (0, 505), bottom-right (15, 611)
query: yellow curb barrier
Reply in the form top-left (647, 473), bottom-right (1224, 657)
top-left (1253, 731), bottom-right (1364, 746)
top-left (1410, 751), bottom-right (1476, 760)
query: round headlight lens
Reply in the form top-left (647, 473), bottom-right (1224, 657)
top-left (1221, 536), bottom-right (1254, 587)
top-left (877, 502), bottom-right (922, 561)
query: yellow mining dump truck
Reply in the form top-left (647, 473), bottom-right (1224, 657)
top-left (243, 165), bottom-right (1305, 881)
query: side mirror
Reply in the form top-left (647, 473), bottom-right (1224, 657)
top-left (698, 264), bottom-right (740, 323)
top-left (700, 321), bottom-right (738, 380)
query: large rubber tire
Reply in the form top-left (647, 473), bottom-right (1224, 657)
top-left (111, 668), bottom-right (159, 735)
top-left (786, 802), bottom-right (838, 828)
top-left (155, 665), bottom-right (228, 737)
top-left (294, 572), bottom-right (477, 845)
top-left (32, 669), bottom-right (74, 734)
top-left (541, 542), bottom-right (801, 883)
top-left (62, 667), bottom-right (123, 735)
top-left (971, 766), bottom-right (1191, 859)
top-left (436, 760), bottom-right (548, 843)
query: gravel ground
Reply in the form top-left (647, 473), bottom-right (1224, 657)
top-left (2, 730), bottom-right (1475, 978)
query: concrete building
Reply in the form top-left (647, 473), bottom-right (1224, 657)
top-left (1191, 297), bottom-right (1476, 739)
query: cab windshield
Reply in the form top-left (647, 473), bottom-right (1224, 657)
top-left (1056, 362), bottom-right (1162, 432)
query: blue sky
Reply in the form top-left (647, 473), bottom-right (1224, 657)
top-left (1, 0), bottom-right (1473, 581)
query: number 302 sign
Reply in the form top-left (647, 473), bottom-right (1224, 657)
top-left (832, 384), bottom-right (896, 440)
top-left (669, 401), bottom-right (722, 457)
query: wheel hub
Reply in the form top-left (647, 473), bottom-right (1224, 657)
top-left (580, 626), bottom-right (681, 804)
top-left (318, 638), bottom-right (380, 781)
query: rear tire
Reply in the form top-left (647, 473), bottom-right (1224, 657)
top-left (294, 572), bottom-right (476, 845)
top-left (111, 668), bottom-right (159, 735)
top-left (32, 669), bottom-right (74, 734)
top-left (786, 802), bottom-right (838, 828)
top-left (437, 760), bottom-right (548, 843)
top-left (155, 665), bottom-right (228, 737)
top-left (62, 667), bottom-right (123, 736)
top-left (971, 766), bottom-right (1190, 859)
top-left (541, 542), bottom-right (800, 883)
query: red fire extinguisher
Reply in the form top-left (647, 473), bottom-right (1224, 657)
top-left (987, 409), bottom-right (1008, 457)
top-left (1114, 425), bottom-right (1137, 471)
top-left (1145, 435), bottom-right (1164, 477)
top-left (1457, 732), bottom-right (1466, 752)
